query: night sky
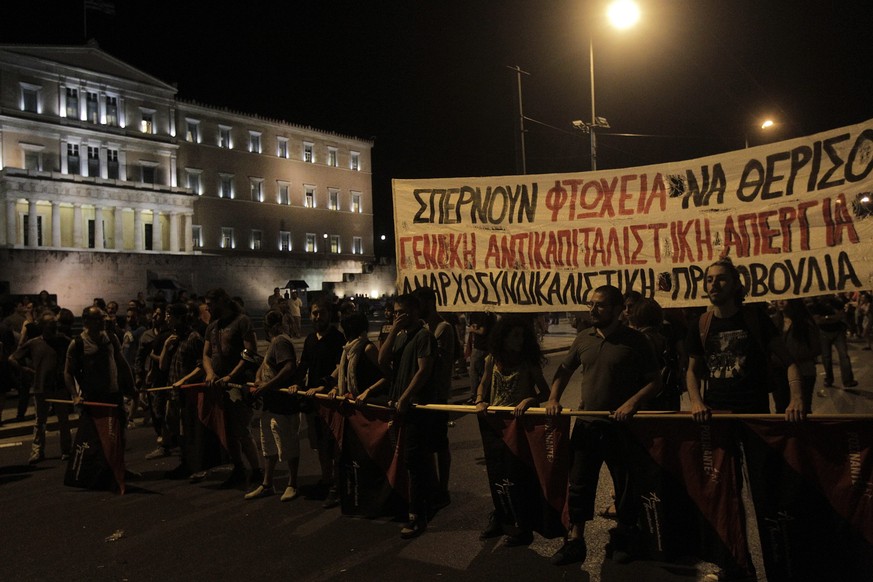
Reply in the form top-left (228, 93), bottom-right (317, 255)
top-left (4, 0), bottom-right (873, 251)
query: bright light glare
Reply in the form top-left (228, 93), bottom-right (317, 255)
top-left (380, 234), bottom-right (386, 241)
top-left (607, 0), bottom-right (641, 29)
top-left (862, 195), bottom-right (871, 203)
top-left (761, 119), bottom-right (775, 130)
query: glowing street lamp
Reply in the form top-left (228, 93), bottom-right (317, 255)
top-left (745, 118), bottom-right (777, 148)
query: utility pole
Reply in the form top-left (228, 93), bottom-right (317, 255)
top-left (507, 65), bottom-right (530, 175)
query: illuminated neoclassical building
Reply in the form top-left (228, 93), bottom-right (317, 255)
top-left (0, 43), bottom-right (380, 309)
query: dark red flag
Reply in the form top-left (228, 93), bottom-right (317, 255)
top-left (65, 405), bottom-right (126, 494)
top-left (742, 419), bottom-right (873, 581)
top-left (188, 386), bottom-right (227, 451)
top-left (479, 413), bottom-right (570, 539)
top-left (624, 418), bottom-right (752, 575)
top-left (318, 400), bottom-right (408, 519)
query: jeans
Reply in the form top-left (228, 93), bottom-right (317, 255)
top-left (819, 329), bottom-right (854, 385)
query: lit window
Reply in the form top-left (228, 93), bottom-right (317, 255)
top-left (279, 231), bottom-right (291, 251)
top-left (140, 110), bottom-right (155, 134)
top-left (303, 142), bottom-right (314, 163)
top-left (328, 147), bottom-right (338, 167)
top-left (87, 146), bottom-right (100, 177)
top-left (20, 84), bottom-right (40, 113)
top-left (249, 131), bottom-right (262, 154)
top-left (192, 225), bottom-right (203, 248)
top-left (185, 119), bottom-right (200, 143)
top-left (305, 233), bottom-right (316, 252)
top-left (221, 227), bottom-right (235, 249)
top-left (66, 144), bottom-right (81, 175)
top-left (278, 182), bottom-right (290, 205)
top-left (107, 149), bottom-right (119, 179)
top-left (277, 137), bottom-right (289, 158)
top-left (250, 178), bottom-right (264, 202)
top-left (352, 236), bottom-right (363, 254)
top-left (86, 92), bottom-right (99, 123)
top-left (186, 169), bottom-right (203, 195)
top-left (219, 126), bottom-right (232, 148)
top-left (105, 96), bottom-right (118, 126)
top-left (219, 174), bottom-right (234, 199)
top-left (328, 189), bottom-right (340, 210)
top-left (330, 235), bottom-right (340, 254)
top-left (23, 215), bottom-right (43, 246)
top-left (350, 151), bottom-right (360, 171)
top-left (66, 88), bottom-right (79, 118)
top-left (304, 186), bottom-right (315, 208)
top-left (351, 192), bottom-right (362, 213)
top-left (251, 229), bottom-right (263, 250)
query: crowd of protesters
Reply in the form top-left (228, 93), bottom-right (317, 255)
top-left (0, 260), bottom-right (870, 579)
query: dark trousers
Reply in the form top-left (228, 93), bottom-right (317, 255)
top-left (567, 419), bottom-right (637, 528)
top-left (402, 409), bottom-right (438, 519)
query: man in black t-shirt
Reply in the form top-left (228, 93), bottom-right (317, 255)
top-left (686, 258), bottom-right (805, 421)
top-left (290, 298), bottom-right (344, 507)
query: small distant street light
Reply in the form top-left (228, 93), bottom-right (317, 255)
top-left (745, 118), bottom-right (778, 148)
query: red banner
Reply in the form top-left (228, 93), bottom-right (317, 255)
top-left (65, 405), bottom-right (126, 494)
top-left (479, 413), bottom-right (570, 539)
top-left (742, 419), bottom-right (873, 581)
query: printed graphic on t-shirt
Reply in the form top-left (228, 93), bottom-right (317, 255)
top-left (706, 330), bottom-right (749, 379)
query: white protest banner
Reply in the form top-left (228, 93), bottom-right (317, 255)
top-left (393, 119), bottom-right (873, 311)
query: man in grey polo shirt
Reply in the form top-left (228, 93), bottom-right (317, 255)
top-left (546, 285), bottom-right (661, 567)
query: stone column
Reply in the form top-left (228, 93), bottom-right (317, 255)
top-left (151, 210), bottom-right (163, 251)
top-left (6, 200), bottom-right (17, 246)
top-left (114, 206), bottom-right (124, 250)
top-left (169, 212), bottom-right (180, 252)
top-left (183, 213), bottom-right (193, 253)
top-left (94, 206), bottom-right (104, 250)
top-left (51, 202), bottom-right (61, 247)
top-left (60, 139), bottom-right (69, 174)
top-left (134, 209), bottom-right (143, 251)
top-left (27, 200), bottom-right (38, 247)
top-left (73, 204), bottom-right (83, 248)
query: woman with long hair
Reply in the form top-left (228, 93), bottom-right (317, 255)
top-left (474, 314), bottom-right (549, 547)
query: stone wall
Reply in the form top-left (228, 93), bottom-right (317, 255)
top-left (0, 249), bottom-right (396, 313)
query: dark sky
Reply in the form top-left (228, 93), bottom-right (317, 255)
top-left (4, 1), bottom-right (873, 247)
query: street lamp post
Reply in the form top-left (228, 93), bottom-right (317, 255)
top-left (584, 0), bottom-right (640, 171)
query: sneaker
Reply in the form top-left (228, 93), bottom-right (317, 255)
top-left (280, 486), bottom-right (299, 502)
top-left (28, 451), bottom-right (44, 465)
top-left (145, 447), bottom-right (170, 460)
top-left (479, 511), bottom-right (504, 540)
top-left (189, 470), bottom-right (208, 483)
top-left (400, 516), bottom-right (427, 539)
top-left (244, 484), bottom-right (274, 500)
top-left (550, 538), bottom-right (587, 566)
top-left (322, 489), bottom-right (340, 509)
top-left (844, 380), bottom-right (859, 388)
top-left (219, 466), bottom-right (247, 489)
top-left (503, 530), bottom-right (533, 547)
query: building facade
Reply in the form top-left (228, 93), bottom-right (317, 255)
top-left (0, 43), bottom-right (375, 310)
